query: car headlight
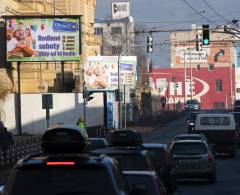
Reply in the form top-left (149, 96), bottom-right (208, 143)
top-left (190, 123), bottom-right (194, 125)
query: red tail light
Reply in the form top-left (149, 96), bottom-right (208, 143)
top-left (208, 154), bottom-right (214, 162)
top-left (46, 161), bottom-right (75, 166)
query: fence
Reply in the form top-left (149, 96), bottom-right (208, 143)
top-left (0, 136), bottom-right (42, 169)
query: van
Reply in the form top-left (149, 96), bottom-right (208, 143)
top-left (194, 113), bottom-right (237, 157)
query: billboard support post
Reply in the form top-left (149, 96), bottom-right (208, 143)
top-left (17, 62), bottom-right (22, 135)
top-left (61, 61), bottom-right (65, 92)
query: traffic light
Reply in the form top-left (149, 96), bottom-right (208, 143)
top-left (202, 24), bottom-right (210, 45)
top-left (83, 88), bottom-right (94, 102)
top-left (196, 34), bottom-right (202, 51)
top-left (115, 89), bottom-right (123, 102)
top-left (147, 34), bottom-right (153, 53)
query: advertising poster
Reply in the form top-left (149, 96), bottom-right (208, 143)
top-left (85, 56), bottom-right (137, 90)
top-left (6, 17), bottom-right (80, 62)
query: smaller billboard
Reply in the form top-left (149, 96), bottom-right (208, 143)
top-left (112, 2), bottom-right (130, 20)
top-left (85, 56), bottom-right (137, 90)
top-left (6, 17), bottom-right (81, 62)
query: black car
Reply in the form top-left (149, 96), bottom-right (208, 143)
top-left (143, 144), bottom-right (177, 194)
top-left (185, 99), bottom-right (200, 111)
top-left (187, 112), bottom-right (201, 132)
top-left (87, 137), bottom-right (109, 150)
top-left (123, 171), bottom-right (167, 195)
top-left (0, 125), bottom-right (130, 195)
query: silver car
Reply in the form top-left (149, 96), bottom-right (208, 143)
top-left (170, 140), bottom-right (216, 183)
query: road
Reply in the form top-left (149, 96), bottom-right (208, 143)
top-left (142, 112), bottom-right (240, 195)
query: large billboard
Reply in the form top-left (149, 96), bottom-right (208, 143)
top-left (6, 16), bottom-right (81, 62)
top-left (85, 56), bottom-right (137, 90)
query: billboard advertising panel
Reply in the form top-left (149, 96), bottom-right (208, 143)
top-left (6, 17), bottom-right (81, 62)
top-left (112, 2), bottom-right (130, 20)
top-left (85, 56), bottom-right (137, 90)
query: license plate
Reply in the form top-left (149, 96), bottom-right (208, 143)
top-left (177, 159), bottom-right (199, 164)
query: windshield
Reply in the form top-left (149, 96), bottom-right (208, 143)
top-left (200, 117), bottom-right (230, 125)
top-left (6, 166), bottom-right (117, 195)
top-left (186, 100), bottom-right (198, 104)
top-left (171, 142), bottom-right (207, 155)
top-left (110, 153), bottom-right (151, 171)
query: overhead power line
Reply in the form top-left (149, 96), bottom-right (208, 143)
top-left (201, 0), bottom-right (230, 23)
top-left (181, 0), bottom-right (218, 26)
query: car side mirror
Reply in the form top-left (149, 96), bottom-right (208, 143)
top-left (130, 184), bottom-right (147, 195)
top-left (0, 185), bottom-right (5, 195)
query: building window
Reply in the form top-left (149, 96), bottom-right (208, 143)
top-left (112, 46), bottom-right (122, 55)
top-left (196, 64), bottom-right (200, 70)
top-left (111, 27), bottom-right (122, 35)
top-left (94, 27), bottom-right (103, 35)
top-left (209, 64), bottom-right (214, 71)
top-left (216, 79), bottom-right (222, 92)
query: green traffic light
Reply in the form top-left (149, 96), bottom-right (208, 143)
top-left (203, 39), bottom-right (209, 45)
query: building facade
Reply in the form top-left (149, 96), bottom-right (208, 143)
top-left (94, 16), bottom-right (135, 56)
top-left (149, 26), bottom-right (237, 109)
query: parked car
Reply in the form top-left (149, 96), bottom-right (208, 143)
top-left (142, 144), bottom-right (177, 194)
top-left (170, 140), bottom-right (216, 183)
top-left (123, 171), bottom-right (167, 195)
top-left (233, 100), bottom-right (240, 111)
top-left (185, 99), bottom-right (200, 111)
top-left (87, 137), bottom-right (109, 151)
top-left (194, 113), bottom-right (237, 157)
top-left (0, 125), bottom-right (130, 195)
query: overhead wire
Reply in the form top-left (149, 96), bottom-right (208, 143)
top-left (181, 0), bottom-right (218, 26)
top-left (201, 0), bottom-right (230, 23)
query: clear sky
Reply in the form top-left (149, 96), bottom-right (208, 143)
top-left (95, 0), bottom-right (240, 67)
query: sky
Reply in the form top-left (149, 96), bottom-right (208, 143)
top-left (95, 0), bottom-right (240, 67)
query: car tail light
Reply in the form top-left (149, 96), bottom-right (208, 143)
top-left (46, 161), bottom-right (76, 166)
top-left (208, 154), bottom-right (214, 162)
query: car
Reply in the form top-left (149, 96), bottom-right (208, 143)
top-left (169, 140), bottom-right (216, 183)
top-left (0, 125), bottom-right (130, 195)
top-left (91, 129), bottom-right (155, 172)
top-left (185, 99), bottom-right (200, 111)
top-left (87, 137), bottom-right (109, 151)
top-left (194, 113), bottom-right (237, 157)
top-left (233, 100), bottom-right (240, 111)
top-left (187, 112), bottom-right (202, 132)
top-left (142, 144), bottom-right (177, 194)
top-left (172, 133), bottom-right (207, 142)
top-left (123, 171), bottom-right (167, 195)
top-left (229, 112), bottom-right (240, 147)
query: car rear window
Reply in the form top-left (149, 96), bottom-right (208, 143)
top-left (110, 153), bottom-right (151, 171)
top-left (171, 142), bottom-right (207, 155)
top-left (6, 166), bottom-right (116, 195)
top-left (200, 117), bottom-right (230, 125)
top-left (174, 137), bottom-right (201, 141)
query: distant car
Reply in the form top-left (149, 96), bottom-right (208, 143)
top-left (233, 100), bottom-right (240, 111)
top-left (87, 137), bottom-right (109, 151)
top-left (187, 112), bottom-right (202, 132)
top-left (123, 171), bottom-right (167, 195)
top-left (185, 99), bottom-right (200, 111)
top-left (170, 140), bottom-right (216, 183)
top-left (142, 144), bottom-right (177, 194)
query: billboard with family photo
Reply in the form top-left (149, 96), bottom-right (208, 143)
top-left (6, 16), bottom-right (81, 62)
top-left (85, 56), bottom-right (137, 90)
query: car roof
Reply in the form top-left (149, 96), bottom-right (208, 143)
top-left (91, 147), bottom-right (147, 155)
top-left (174, 133), bottom-right (204, 138)
top-left (122, 171), bottom-right (157, 177)
top-left (142, 143), bottom-right (166, 148)
top-left (18, 153), bottom-right (116, 168)
top-left (172, 139), bottom-right (205, 144)
top-left (197, 113), bottom-right (233, 117)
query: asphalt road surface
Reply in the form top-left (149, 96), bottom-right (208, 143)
top-left (142, 112), bottom-right (240, 195)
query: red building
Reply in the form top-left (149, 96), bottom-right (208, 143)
top-left (150, 66), bottom-right (235, 110)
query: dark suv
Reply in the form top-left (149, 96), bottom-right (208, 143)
top-left (185, 99), bottom-right (200, 111)
top-left (0, 125), bottom-right (130, 195)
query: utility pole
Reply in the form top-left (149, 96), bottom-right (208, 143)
top-left (184, 51), bottom-right (187, 104)
top-left (189, 48), bottom-right (193, 100)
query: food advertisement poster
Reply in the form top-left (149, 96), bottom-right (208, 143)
top-left (85, 56), bottom-right (137, 90)
top-left (6, 17), bottom-right (81, 62)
